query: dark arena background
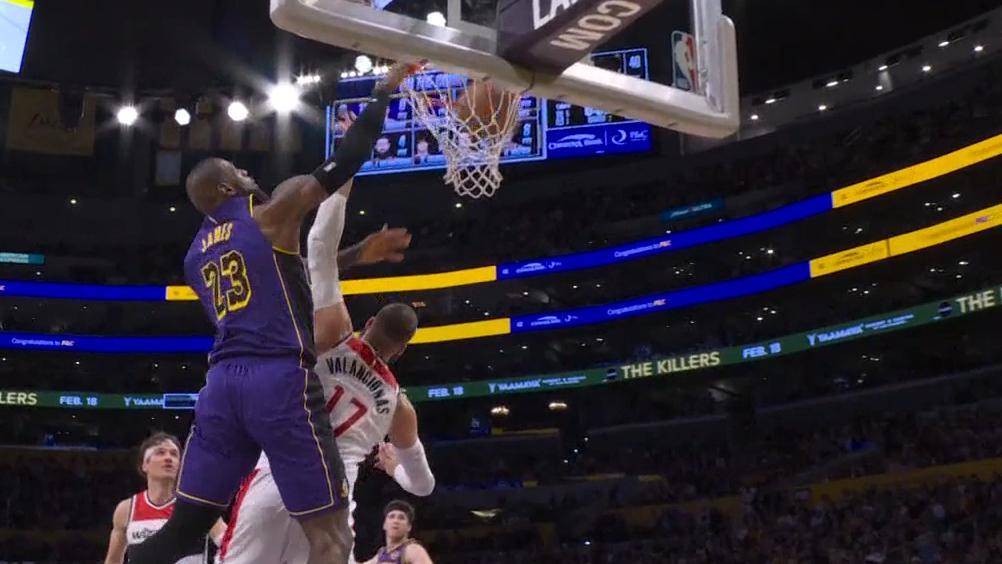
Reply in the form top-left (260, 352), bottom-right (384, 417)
top-left (5, 0), bottom-right (1002, 562)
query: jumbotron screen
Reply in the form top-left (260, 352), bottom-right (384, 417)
top-left (0, 0), bottom-right (33, 73)
top-left (325, 47), bottom-right (652, 175)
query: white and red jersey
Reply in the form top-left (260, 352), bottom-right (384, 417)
top-left (255, 336), bottom-right (399, 476)
top-left (126, 491), bottom-right (175, 547)
top-left (320, 336), bottom-right (400, 469)
top-left (125, 491), bottom-right (207, 563)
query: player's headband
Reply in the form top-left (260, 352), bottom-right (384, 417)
top-left (143, 441), bottom-right (178, 464)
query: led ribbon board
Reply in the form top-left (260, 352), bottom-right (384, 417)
top-left (6, 284), bottom-right (1000, 409)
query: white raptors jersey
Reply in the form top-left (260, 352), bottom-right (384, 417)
top-left (125, 491), bottom-right (207, 563)
top-left (317, 336), bottom-right (400, 469)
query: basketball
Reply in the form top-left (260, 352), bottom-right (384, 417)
top-left (453, 81), bottom-right (517, 137)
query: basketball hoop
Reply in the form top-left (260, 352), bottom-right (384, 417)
top-left (404, 75), bottom-right (521, 198)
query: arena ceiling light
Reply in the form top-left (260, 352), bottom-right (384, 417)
top-left (878, 64), bottom-right (889, 71)
top-left (749, 114), bottom-right (759, 121)
top-left (174, 108), bottom-right (191, 126)
top-left (227, 100), bottom-right (249, 122)
top-left (818, 104), bottom-right (828, 111)
top-left (938, 40), bottom-right (950, 48)
top-left (921, 64), bottom-right (932, 73)
top-left (974, 45), bottom-right (984, 53)
top-left (354, 55), bottom-right (373, 74)
top-left (116, 105), bottom-right (139, 126)
top-left (295, 74), bottom-right (322, 86)
top-left (268, 83), bottom-right (300, 113)
top-left (426, 11), bottom-right (446, 26)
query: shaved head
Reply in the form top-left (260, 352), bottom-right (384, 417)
top-left (364, 303), bottom-right (418, 363)
top-left (185, 158), bottom-right (267, 215)
top-left (374, 303), bottom-right (419, 343)
top-left (186, 158), bottom-right (230, 215)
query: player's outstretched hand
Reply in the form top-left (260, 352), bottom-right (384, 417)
top-left (377, 60), bottom-right (426, 92)
top-left (374, 442), bottom-right (400, 477)
top-left (358, 224), bottom-right (411, 265)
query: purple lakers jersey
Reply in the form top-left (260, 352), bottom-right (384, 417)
top-left (377, 540), bottom-right (415, 563)
top-left (183, 195), bottom-right (315, 366)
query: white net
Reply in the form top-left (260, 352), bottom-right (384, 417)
top-left (404, 76), bottom-right (521, 198)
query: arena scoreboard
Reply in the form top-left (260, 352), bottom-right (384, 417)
top-left (326, 47), bottom-right (652, 175)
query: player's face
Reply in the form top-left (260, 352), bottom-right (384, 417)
top-left (383, 510), bottom-right (411, 540)
top-left (142, 440), bottom-right (180, 481)
top-left (223, 161), bottom-right (269, 203)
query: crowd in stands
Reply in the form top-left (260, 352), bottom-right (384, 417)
top-left (7, 371), bottom-right (1002, 560)
top-left (437, 476), bottom-right (1002, 563)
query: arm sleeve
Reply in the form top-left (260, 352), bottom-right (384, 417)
top-left (312, 88), bottom-right (392, 193)
top-left (391, 439), bottom-right (436, 496)
top-left (307, 191), bottom-right (347, 310)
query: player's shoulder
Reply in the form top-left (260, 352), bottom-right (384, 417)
top-left (112, 496), bottom-right (132, 525)
top-left (403, 540), bottom-right (431, 559)
top-left (397, 390), bottom-right (412, 407)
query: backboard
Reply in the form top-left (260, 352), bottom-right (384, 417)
top-left (270, 0), bottom-right (738, 138)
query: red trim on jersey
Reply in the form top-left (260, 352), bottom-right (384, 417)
top-left (346, 336), bottom-right (398, 389)
top-left (131, 490), bottom-right (175, 522)
top-left (219, 469), bottom-right (259, 561)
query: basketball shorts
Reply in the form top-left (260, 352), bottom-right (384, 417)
top-left (177, 358), bottom-right (349, 517)
top-left (219, 462), bottom-right (361, 563)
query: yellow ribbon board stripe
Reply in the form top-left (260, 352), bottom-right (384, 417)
top-left (341, 265), bottom-right (497, 295)
top-left (2, 0), bottom-right (34, 9)
top-left (888, 203), bottom-right (1002, 257)
top-left (809, 240), bottom-right (890, 278)
top-left (166, 285), bottom-right (198, 301)
top-left (410, 318), bottom-right (511, 344)
top-left (166, 265), bottom-right (497, 300)
top-left (832, 134), bottom-right (1002, 208)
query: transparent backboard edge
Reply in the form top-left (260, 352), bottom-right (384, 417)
top-left (270, 0), bottom-right (739, 137)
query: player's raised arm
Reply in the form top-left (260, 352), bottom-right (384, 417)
top-left (253, 61), bottom-right (420, 252)
top-left (310, 194), bottom-right (412, 352)
top-left (378, 394), bottom-right (435, 496)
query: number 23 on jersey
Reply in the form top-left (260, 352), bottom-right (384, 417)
top-left (200, 251), bottom-right (253, 320)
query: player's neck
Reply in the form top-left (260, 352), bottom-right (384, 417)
top-left (361, 334), bottom-right (392, 363)
top-left (146, 478), bottom-right (176, 506)
top-left (385, 536), bottom-right (408, 551)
